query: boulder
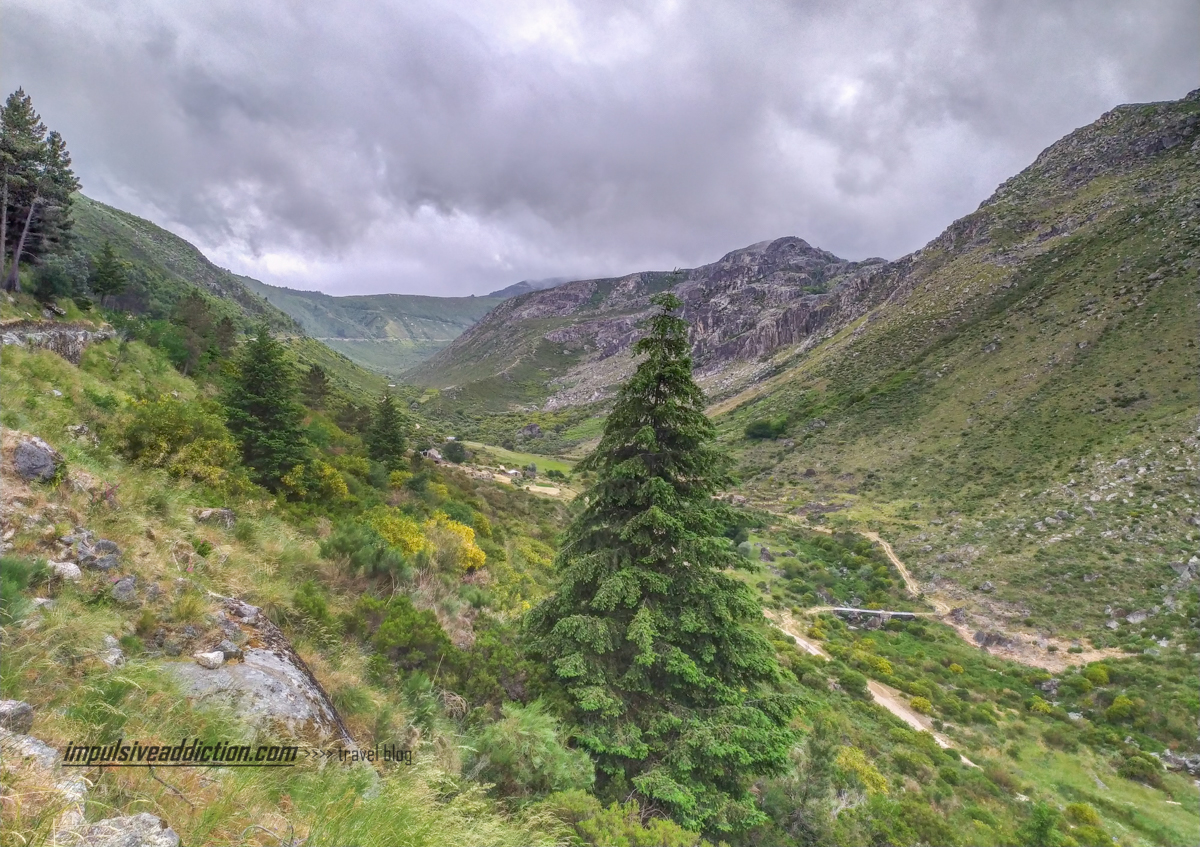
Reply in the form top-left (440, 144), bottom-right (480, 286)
top-left (74, 813), bottom-right (179, 847)
top-left (759, 546), bottom-right (775, 562)
top-left (979, 581), bottom-right (995, 593)
top-left (13, 437), bottom-right (62, 482)
top-left (0, 700), bottom-right (34, 733)
top-left (50, 560), bottom-right (82, 581)
top-left (167, 597), bottom-right (353, 744)
top-left (215, 639), bottom-right (244, 662)
top-left (193, 651), bottom-right (226, 670)
top-left (93, 539), bottom-right (121, 555)
top-left (519, 422), bottom-right (542, 438)
top-left (1125, 610), bottom-right (1149, 625)
top-left (111, 576), bottom-right (138, 605)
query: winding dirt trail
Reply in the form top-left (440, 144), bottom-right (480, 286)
top-left (767, 610), bottom-right (978, 767)
top-left (770, 513), bottom-right (1122, 673)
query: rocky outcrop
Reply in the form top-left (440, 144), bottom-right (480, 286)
top-left (0, 320), bottom-right (117, 364)
top-left (166, 597), bottom-right (354, 746)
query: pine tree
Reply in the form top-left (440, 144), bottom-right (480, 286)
top-left (366, 394), bottom-right (407, 470)
top-left (1, 89), bottom-right (79, 291)
top-left (89, 241), bottom-right (127, 305)
top-left (223, 326), bottom-right (309, 490)
top-left (526, 293), bottom-right (797, 836)
top-left (302, 364), bottom-right (330, 409)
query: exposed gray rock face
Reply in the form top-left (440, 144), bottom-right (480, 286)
top-left (1159, 750), bottom-right (1200, 776)
top-left (0, 700), bottom-right (34, 733)
top-left (759, 546), bottom-right (775, 562)
top-left (0, 320), bottom-right (116, 364)
top-left (13, 436), bottom-right (62, 482)
top-left (72, 813), bottom-right (179, 847)
top-left (166, 597), bottom-right (353, 745)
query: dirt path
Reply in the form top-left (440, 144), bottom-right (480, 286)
top-left (768, 611), bottom-right (977, 767)
top-left (770, 513), bottom-right (1122, 673)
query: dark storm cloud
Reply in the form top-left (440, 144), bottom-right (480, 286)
top-left (4, 0), bottom-right (1196, 294)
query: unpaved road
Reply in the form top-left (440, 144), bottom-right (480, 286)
top-left (771, 513), bottom-right (1122, 673)
top-left (768, 610), bottom-right (977, 767)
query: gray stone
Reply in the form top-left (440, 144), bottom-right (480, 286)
top-left (0, 726), bottom-right (58, 769)
top-left (0, 700), bottom-right (34, 733)
top-left (50, 560), bottom-right (82, 581)
top-left (215, 639), bottom-right (244, 661)
top-left (193, 650), bottom-right (225, 670)
top-left (979, 581), bottom-right (995, 593)
top-left (1125, 610), bottom-right (1149, 625)
top-left (93, 539), bottom-right (120, 555)
top-left (111, 576), bottom-right (138, 605)
top-left (100, 635), bottom-right (125, 668)
top-left (13, 437), bottom-right (61, 482)
top-left (75, 812), bottom-right (179, 847)
top-left (163, 639), bottom-right (183, 657)
top-left (759, 546), bottom-right (775, 562)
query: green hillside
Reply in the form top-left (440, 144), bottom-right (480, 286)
top-left (717, 90), bottom-right (1200, 645)
top-left (240, 277), bottom-right (507, 375)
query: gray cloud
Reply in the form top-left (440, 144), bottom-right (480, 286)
top-left (4, 0), bottom-right (1196, 295)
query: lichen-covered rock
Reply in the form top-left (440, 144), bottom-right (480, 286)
top-left (193, 650), bottom-right (225, 669)
top-left (13, 437), bottom-right (62, 482)
top-left (51, 560), bottom-right (83, 581)
top-left (167, 597), bottom-right (353, 744)
top-left (100, 635), bottom-right (125, 668)
top-left (73, 812), bottom-right (179, 847)
top-left (215, 639), bottom-right (244, 661)
top-left (0, 700), bottom-right (34, 733)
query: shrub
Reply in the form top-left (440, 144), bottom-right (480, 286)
top-left (1062, 675), bottom-right (1093, 695)
top-left (1117, 754), bottom-right (1162, 787)
top-left (543, 792), bottom-right (707, 847)
top-left (443, 441), bottom-right (467, 463)
top-left (468, 702), bottom-right (594, 800)
top-left (744, 416), bottom-right (788, 440)
top-left (320, 522), bottom-right (409, 578)
top-left (364, 507), bottom-right (430, 557)
top-left (0, 556), bottom-right (45, 624)
top-left (367, 595), bottom-right (457, 675)
top-left (1064, 803), bottom-right (1101, 828)
top-left (910, 697), bottom-right (932, 715)
top-left (837, 668), bottom-right (869, 698)
top-left (1083, 664), bottom-right (1110, 686)
top-left (119, 396), bottom-right (240, 485)
top-left (1104, 694), bottom-right (1136, 723)
top-left (425, 512), bottom-right (486, 573)
top-left (1027, 696), bottom-right (1053, 715)
top-left (948, 663), bottom-right (964, 675)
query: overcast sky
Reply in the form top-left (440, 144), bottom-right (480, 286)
top-left (4, 1), bottom-right (1196, 296)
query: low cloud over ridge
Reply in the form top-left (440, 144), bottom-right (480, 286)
top-left (5, 0), bottom-right (1196, 294)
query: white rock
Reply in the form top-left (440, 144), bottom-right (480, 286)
top-left (193, 651), bottom-right (225, 670)
top-left (50, 560), bottom-right (82, 581)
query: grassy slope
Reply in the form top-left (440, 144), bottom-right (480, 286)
top-left (716, 92), bottom-right (1200, 644)
top-left (0, 339), bottom-right (566, 846)
top-left (240, 277), bottom-right (506, 375)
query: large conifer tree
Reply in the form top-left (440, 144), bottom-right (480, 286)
top-left (366, 393), bottom-right (407, 470)
top-left (1, 89), bottom-right (79, 291)
top-left (224, 326), bottom-right (309, 490)
top-left (526, 293), bottom-right (797, 835)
